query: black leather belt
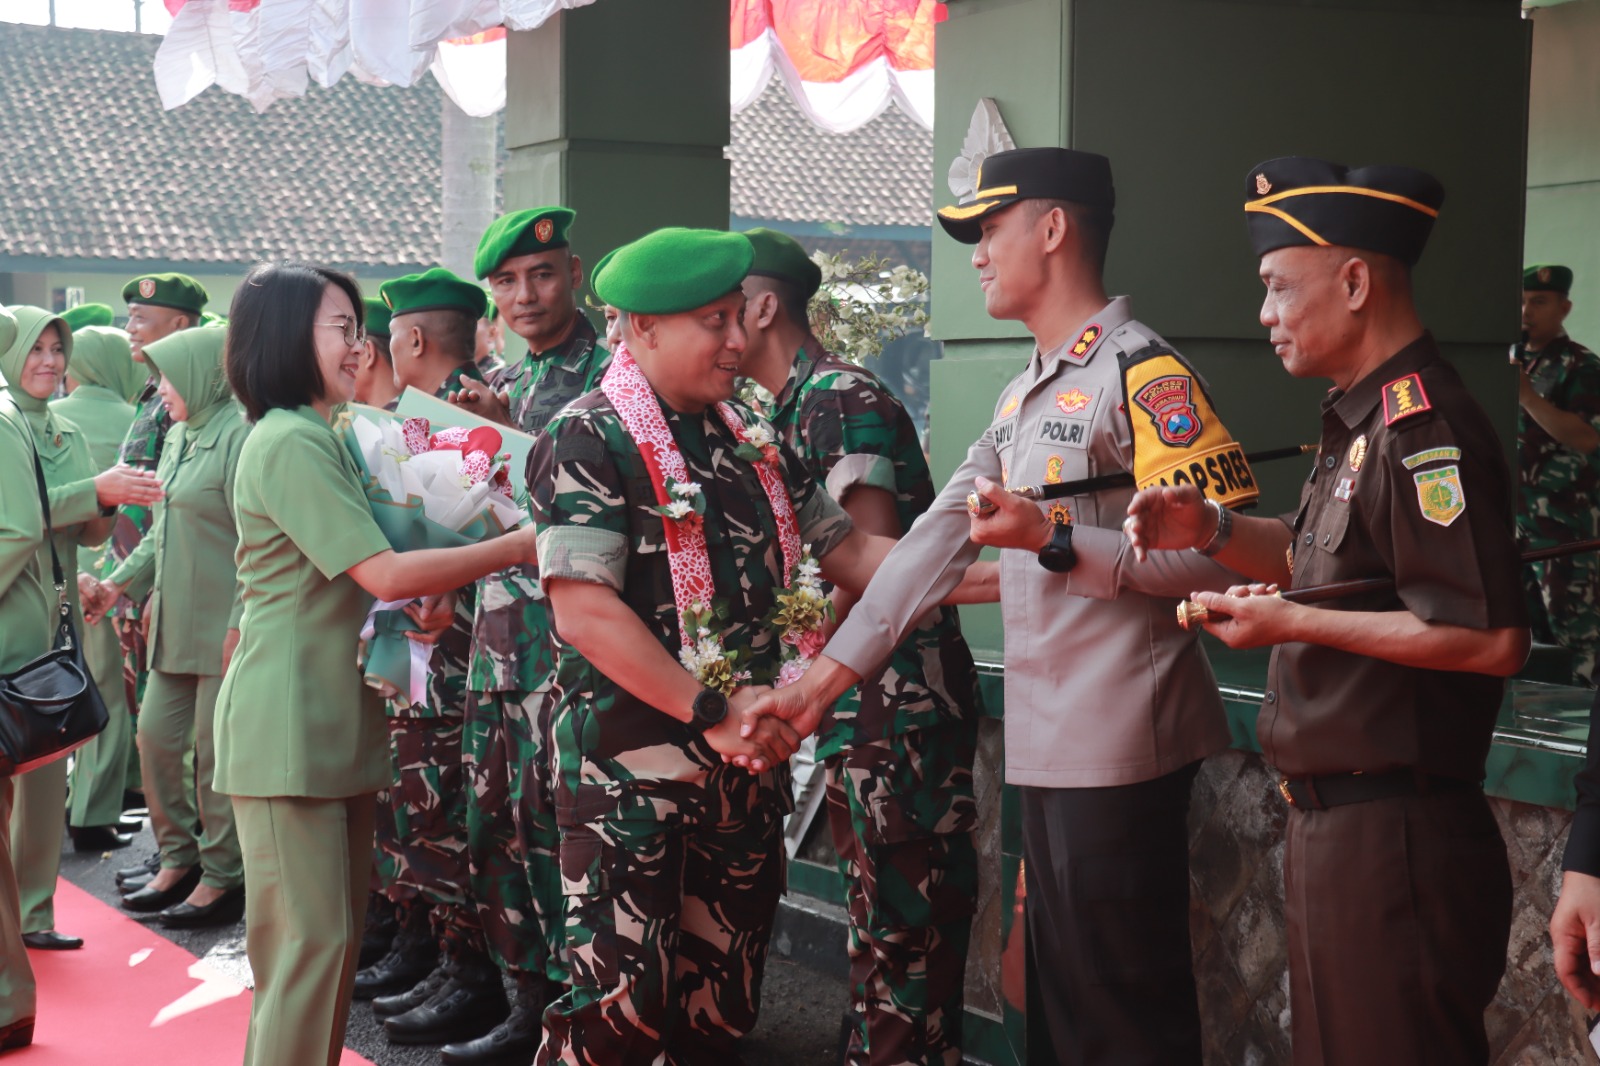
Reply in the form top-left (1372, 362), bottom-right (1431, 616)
top-left (1276, 769), bottom-right (1476, 811)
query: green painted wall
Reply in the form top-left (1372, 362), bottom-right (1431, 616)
top-left (1526, 0), bottom-right (1600, 343)
top-left (931, 0), bottom-right (1530, 662)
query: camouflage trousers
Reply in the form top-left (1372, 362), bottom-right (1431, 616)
top-left (371, 788), bottom-right (400, 896)
top-left (825, 720), bottom-right (980, 1066)
top-left (381, 714), bottom-right (485, 956)
top-left (536, 801), bottom-right (787, 1065)
top-left (465, 688), bottom-right (565, 985)
top-left (1523, 555), bottom-right (1600, 686)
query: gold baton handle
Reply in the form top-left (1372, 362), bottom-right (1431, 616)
top-left (966, 485), bottom-right (1041, 517)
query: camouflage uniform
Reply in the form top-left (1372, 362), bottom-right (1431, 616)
top-left (377, 363), bottom-right (492, 958)
top-left (767, 347), bottom-right (981, 1066)
top-left (529, 390), bottom-right (854, 1064)
top-left (109, 383), bottom-right (171, 713)
top-left (466, 316), bottom-right (610, 988)
top-left (1515, 334), bottom-right (1600, 686)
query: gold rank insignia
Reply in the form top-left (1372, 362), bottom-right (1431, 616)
top-left (1069, 324), bottom-right (1102, 359)
top-left (1256, 173), bottom-right (1272, 195)
top-left (1346, 435), bottom-right (1367, 472)
top-left (1047, 503), bottom-right (1071, 525)
top-left (1055, 388), bottom-right (1092, 415)
top-left (1382, 373), bottom-right (1432, 426)
top-left (1045, 456), bottom-right (1064, 484)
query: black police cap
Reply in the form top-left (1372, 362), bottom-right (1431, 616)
top-left (937, 148), bottom-right (1115, 244)
top-left (1244, 157), bottom-right (1445, 267)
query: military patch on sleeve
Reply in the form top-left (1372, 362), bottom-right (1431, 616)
top-left (554, 432), bottom-right (607, 466)
top-left (1413, 464), bottom-right (1466, 526)
top-left (1401, 445), bottom-right (1461, 470)
top-left (1119, 344), bottom-right (1259, 510)
top-left (1382, 373), bottom-right (1432, 426)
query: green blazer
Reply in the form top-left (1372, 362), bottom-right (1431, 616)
top-left (213, 406), bottom-right (393, 799)
top-left (0, 399), bottom-right (50, 673)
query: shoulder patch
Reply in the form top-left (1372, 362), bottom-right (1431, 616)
top-left (1118, 343), bottom-right (1259, 510)
top-left (1401, 445), bottom-right (1461, 470)
top-left (1413, 464), bottom-right (1466, 526)
top-left (554, 432), bottom-right (607, 466)
top-left (1382, 373), bottom-right (1432, 426)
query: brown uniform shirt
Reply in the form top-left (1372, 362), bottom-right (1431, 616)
top-left (1261, 334), bottom-right (1527, 780)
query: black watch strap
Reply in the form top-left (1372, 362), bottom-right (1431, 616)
top-left (1037, 520), bottom-right (1077, 573)
top-left (690, 688), bottom-right (729, 731)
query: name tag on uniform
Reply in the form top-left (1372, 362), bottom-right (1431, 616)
top-left (1036, 418), bottom-right (1089, 448)
top-left (992, 419), bottom-right (1018, 448)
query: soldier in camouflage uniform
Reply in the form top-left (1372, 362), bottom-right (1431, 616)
top-left (108, 274), bottom-right (209, 888)
top-left (441, 209), bottom-right (612, 1066)
top-left (740, 228), bottom-right (982, 1066)
top-left (353, 270), bottom-right (514, 1046)
top-left (1516, 264), bottom-right (1600, 686)
top-left (530, 227), bottom-right (924, 1065)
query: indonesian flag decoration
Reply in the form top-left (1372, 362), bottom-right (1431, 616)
top-left (154, 0), bottom-right (942, 131)
top-left (731, 0), bottom-right (942, 133)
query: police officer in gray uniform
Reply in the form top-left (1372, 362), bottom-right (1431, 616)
top-left (748, 147), bottom-right (1257, 1063)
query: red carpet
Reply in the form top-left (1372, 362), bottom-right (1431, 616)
top-left (8, 880), bottom-right (375, 1065)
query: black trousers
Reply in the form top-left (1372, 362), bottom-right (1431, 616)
top-left (1019, 762), bottom-right (1203, 1066)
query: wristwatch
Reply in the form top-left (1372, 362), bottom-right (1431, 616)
top-left (1036, 518), bottom-right (1077, 573)
top-left (1193, 498), bottom-right (1234, 557)
top-left (690, 688), bottom-right (729, 731)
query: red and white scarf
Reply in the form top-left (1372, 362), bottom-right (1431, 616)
top-left (600, 343), bottom-right (803, 650)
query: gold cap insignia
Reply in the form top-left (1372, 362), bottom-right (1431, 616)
top-left (1538, 267), bottom-right (1552, 283)
top-left (1255, 173), bottom-right (1272, 196)
top-left (535, 219), bottom-right (555, 244)
top-left (1347, 435), bottom-right (1368, 472)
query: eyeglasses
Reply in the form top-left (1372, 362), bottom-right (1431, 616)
top-left (316, 318), bottom-right (367, 347)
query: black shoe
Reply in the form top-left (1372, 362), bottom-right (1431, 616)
top-left (384, 964), bottom-right (509, 1047)
top-left (21, 931), bottom-right (82, 951)
top-left (118, 816), bottom-right (144, 833)
top-left (121, 788), bottom-right (146, 813)
top-left (0, 1017), bottom-right (33, 1051)
top-left (371, 962), bottom-right (450, 1019)
top-left (360, 894), bottom-right (400, 970)
top-left (159, 886), bottom-right (245, 929)
top-left (69, 825), bottom-right (134, 852)
top-left (439, 977), bottom-right (548, 1066)
top-left (121, 866), bottom-right (202, 914)
top-left (116, 852), bottom-right (161, 885)
top-left (354, 931), bottom-right (438, 1002)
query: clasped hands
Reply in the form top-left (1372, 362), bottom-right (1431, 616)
top-left (710, 675), bottom-right (836, 775)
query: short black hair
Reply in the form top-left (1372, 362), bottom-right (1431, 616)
top-left (405, 308), bottom-right (478, 365)
top-left (226, 261), bottom-right (363, 422)
top-left (1026, 198), bottom-right (1115, 276)
top-left (367, 333), bottom-right (393, 365)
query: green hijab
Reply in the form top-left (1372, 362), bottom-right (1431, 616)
top-left (141, 327), bottom-right (232, 432)
top-left (67, 326), bottom-right (144, 404)
top-left (1, 305), bottom-right (74, 437)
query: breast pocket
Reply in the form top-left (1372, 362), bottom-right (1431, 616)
top-left (1310, 504), bottom-right (1351, 556)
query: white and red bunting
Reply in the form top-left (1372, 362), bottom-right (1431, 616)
top-left (154, 0), bottom-right (941, 131)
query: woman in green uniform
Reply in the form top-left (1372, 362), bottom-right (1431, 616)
top-left (52, 326), bottom-right (143, 849)
top-left (3, 307), bottom-right (163, 952)
top-left (0, 305), bottom-right (48, 1052)
top-left (214, 263), bottom-right (539, 1066)
top-left (92, 328), bottom-right (250, 928)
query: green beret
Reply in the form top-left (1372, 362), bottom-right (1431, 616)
top-left (61, 303), bottom-right (115, 332)
top-left (122, 272), bottom-right (209, 315)
top-left (381, 267), bottom-right (489, 320)
top-left (1524, 264), bottom-right (1573, 295)
top-left (363, 297), bottom-right (392, 338)
top-left (474, 207), bottom-right (576, 279)
top-left (591, 229), bottom-right (755, 315)
top-left (744, 228), bottom-right (823, 301)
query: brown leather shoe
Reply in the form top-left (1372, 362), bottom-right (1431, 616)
top-left (0, 1017), bottom-right (34, 1051)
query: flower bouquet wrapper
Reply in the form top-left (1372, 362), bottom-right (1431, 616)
top-left (341, 405), bottom-right (528, 708)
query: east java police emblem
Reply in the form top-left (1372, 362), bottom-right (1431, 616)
top-left (1132, 375), bottom-right (1202, 447)
top-left (535, 219), bottom-right (555, 244)
top-left (1414, 465), bottom-right (1466, 526)
top-left (1055, 388), bottom-right (1091, 415)
top-left (138, 278), bottom-right (156, 299)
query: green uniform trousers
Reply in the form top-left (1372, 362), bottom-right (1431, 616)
top-left (140, 671), bottom-right (241, 889)
top-left (0, 779), bottom-right (35, 1031)
top-left (235, 793), bottom-right (375, 1066)
top-left (8, 759), bottom-right (65, 934)
top-left (67, 614), bottom-right (134, 828)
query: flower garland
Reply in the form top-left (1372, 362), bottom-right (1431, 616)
top-left (600, 343), bottom-right (827, 695)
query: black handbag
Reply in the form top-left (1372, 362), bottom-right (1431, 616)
top-left (0, 421), bottom-right (109, 777)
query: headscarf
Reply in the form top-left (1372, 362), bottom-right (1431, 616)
top-left (1, 305), bottom-right (75, 439)
top-left (66, 326), bottom-right (143, 404)
top-left (141, 327), bottom-right (232, 432)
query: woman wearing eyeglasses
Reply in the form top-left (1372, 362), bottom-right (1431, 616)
top-left (213, 262), bottom-right (541, 1066)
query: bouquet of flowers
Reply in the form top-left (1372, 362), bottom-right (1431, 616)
top-left (343, 409), bottom-right (527, 708)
